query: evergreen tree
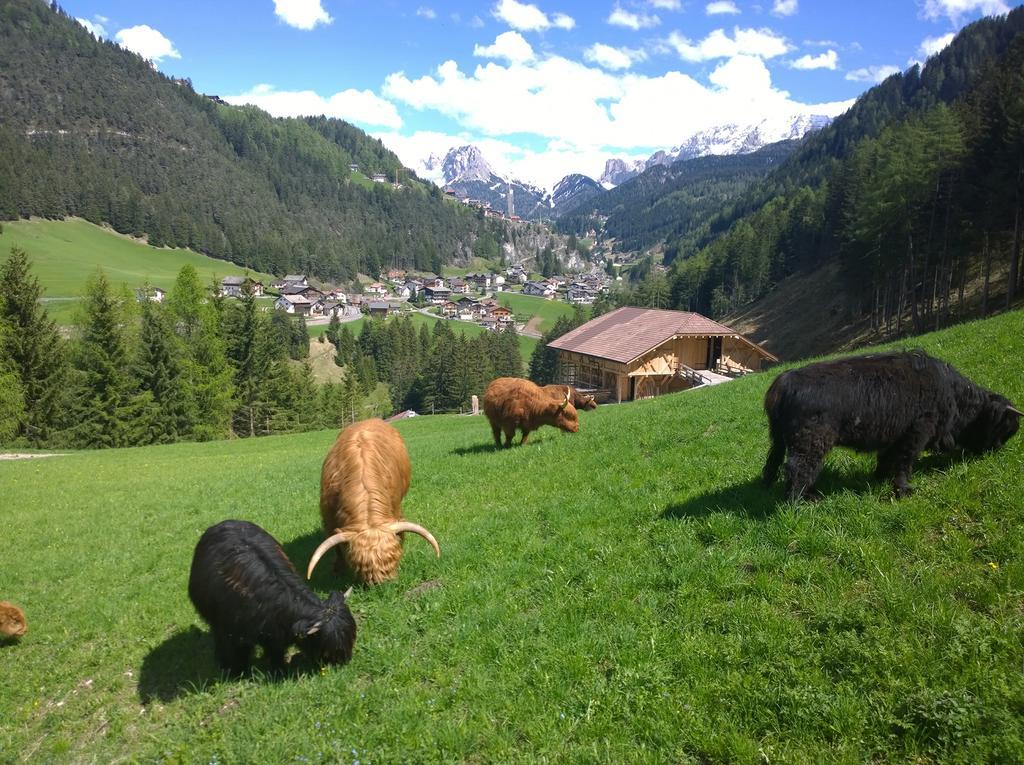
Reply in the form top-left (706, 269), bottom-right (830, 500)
top-left (186, 303), bottom-right (235, 441)
top-left (0, 247), bottom-right (66, 444)
top-left (133, 299), bottom-right (192, 444)
top-left (69, 269), bottom-right (136, 448)
top-left (225, 288), bottom-right (275, 437)
top-left (167, 264), bottom-right (205, 340)
top-left (0, 323), bottom-right (25, 444)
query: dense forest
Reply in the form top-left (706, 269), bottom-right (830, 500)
top-left (0, 0), bottom-right (506, 282)
top-left (556, 140), bottom-right (799, 255)
top-left (620, 8), bottom-right (1024, 337)
top-left (0, 247), bottom-right (526, 449)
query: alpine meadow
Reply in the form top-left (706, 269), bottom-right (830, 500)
top-left (3, 0), bottom-right (1024, 763)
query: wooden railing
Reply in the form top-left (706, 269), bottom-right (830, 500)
top-left (675, 364), bottom-right (713, 387)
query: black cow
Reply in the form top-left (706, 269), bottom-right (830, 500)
top-left (189, 520), bottom-right (356, 675)
top-left (762, 350), bottom-right (1021, 501)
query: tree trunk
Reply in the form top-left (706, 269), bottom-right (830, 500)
top-left (1008, 166), bottom-right (1022, 310)
top-left (982, 231), bottom-right (992, 317)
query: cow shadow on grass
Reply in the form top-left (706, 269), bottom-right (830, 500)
top-left (663, 452), bottom-right (972, 521)
top-left (138, 622), bottom-right (349, 703)
top-left (661, 466), bottom-right (883, 520)
top-left (138, 626), bottom-right (219, 703)
top-left (451, 442), bottom-right (500, 456)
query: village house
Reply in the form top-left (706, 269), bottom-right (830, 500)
top-left (311, 298), bottom-right (346, 318)
top-left (404, 280), bottom-right (422, 299)
top-left (489, 305), bottom-right (514, 326)
top-left (364, 282), bottom-right (389, 297)
top-left (274, 293), bottom-right (312, 316)
top-left (441, 300), bottom-right (459, 319)
top-left (547, 307), bottom-right (777, 403)
top-left (423, 284), bottom-right (451, 304)
top-left (372, 173), bottom-right (387, 183)
top-left (567, 283), bottom-right (596, 305)
top-left (420, 274), bottom-right (445, 289)
top-left (447, 277), bottom-right (470, 295)
top-left (135, 286), bottom-right (166, 303)
top-left (523, 280), bottom-right (556, 299)
top-left (277, 274), bottom-right (308, 289)
top-left (367, 301), bottom-right (399, 319)
top-left (465, 272), bottom-right (492, 291)
top-left (219, 276), bottom-right (264, 298)
top-left (280, 283), bottom-right (323, 302)
top-left (385, 268), bottom-right (407, 283)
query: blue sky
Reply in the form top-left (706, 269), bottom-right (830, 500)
top-left (63, 0), bottom-right (1015, 188)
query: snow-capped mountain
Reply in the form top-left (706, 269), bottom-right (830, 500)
top-left (429, 145), bottom-right (552, 220)
top-left (599, 158), bottom-right (645, 188)
top-left (551, 174), bottom-right (604, 212)
top-left (601, 113), bottom-right (832, 188)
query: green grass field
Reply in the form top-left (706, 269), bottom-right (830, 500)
top-left (496, 291), bottom-right (581, 333)
top-left (0, 219), bottom-right (275, 322)
top-left (3, 310), bottom-right (1024, 763)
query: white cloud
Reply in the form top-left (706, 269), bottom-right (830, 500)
top-left (803, 38), bottom-right (838, 47)
top-left (474, 32), bottom-right (536, 63)
top-left (224, 84), bottom-right (403, 129)
top-left (845, 64), bottom-right (900, 83)
top-left (76, 17), bottom-right (107, 37)
top-left (492, 0), bottom-right (575, 31)
top-left (115, 25), bottom-right (181, 63)
top-left (417, 7), bottom-right (437, 19)
top-left (585, 43), bottom-right (647, 70)
top-left (772, 0), bottom-right (798, 15)
top-left (381, 52), bottom-right (851, 189)
top-left (608, 5), bottom-right (661, 29)
top-left (706, 1), bottom-right (741, 15)
top-left (919, 32), bottom-right (955, 57)
top-left (666, 26), bottom-right (791, 61)
top-left (921, 0), bottom-right (1009, 22)
top-left (649, 0), bottom-right (682, 8)
top-left (790, 49), bottom-right (838, 69)
top-left (273, 0), bottom-right (332, 30)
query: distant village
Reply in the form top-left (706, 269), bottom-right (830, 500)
top-left (140, 265), bottom-right (613, 334)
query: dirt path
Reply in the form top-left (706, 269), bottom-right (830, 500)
top-left (0, 453), bottom-right (66, 460)
top-left (522, 316), bottom-right (544, 338)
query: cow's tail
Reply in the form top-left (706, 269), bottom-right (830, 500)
top-left (762, 374), bottom-right (787, 485)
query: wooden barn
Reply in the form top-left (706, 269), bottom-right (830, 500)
top-left (547, 307), bottom-right (777, 402)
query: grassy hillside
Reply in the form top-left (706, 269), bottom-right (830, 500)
top-left (0, 219), bottom-right (275, 323)
top-left (497, 291), bottom-right (581, 333)
top-left (3, 310), bottom-right (1023, 763)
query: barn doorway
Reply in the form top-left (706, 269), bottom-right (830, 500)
top-left (707, 337), bottom-right (723, 370)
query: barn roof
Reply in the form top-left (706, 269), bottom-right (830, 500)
top-left (547, 307), bottom-right (776, 364)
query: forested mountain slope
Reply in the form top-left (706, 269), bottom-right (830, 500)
top-left (0, 0), bottom-right (497, 281)
top-left (657, 8), bottom-right (1024, 347)
top-left (556, 140), bottom-right (799, 255)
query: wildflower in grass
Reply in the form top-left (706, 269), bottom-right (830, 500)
top-left (987, 561), bottom-right (999, 570)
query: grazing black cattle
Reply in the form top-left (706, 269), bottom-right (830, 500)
top-left (188, 520), bottom-right (356, 675)
top-left (762, 350), bottom-right (1021, 501)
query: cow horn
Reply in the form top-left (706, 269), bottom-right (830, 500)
top-left (307, 530), bottom-right (357, 579)
top-left (559, 388), bottom-right (571, 410)
top-left (386, 521), bottom-right (441, 558)
top-left (343, 586), bottom-right (354, 600)
top-left (1009, 406), bottom-right (1023, 417)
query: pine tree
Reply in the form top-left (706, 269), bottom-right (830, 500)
top-left (186, 303), bottom-right (235, 441)
top-left (0, 247), bottom-right (66, 444)
top-left (225, 288), bottom-right (275, 437)
top-left (0, 323), bottom-right (25, 444)
top-left (69, 269), bottom-right (136, 448)
top-left (133, 299), bottom-right (191, 444)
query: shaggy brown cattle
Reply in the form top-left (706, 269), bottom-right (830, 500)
top-left (544, 384), bottom-right (597, 410)
top-left (307, 419), bottom-right (440, 585)
top-left (0, 601), bottom-right (27, 639)
top-left (484, 377), bottom-right (580, 448)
